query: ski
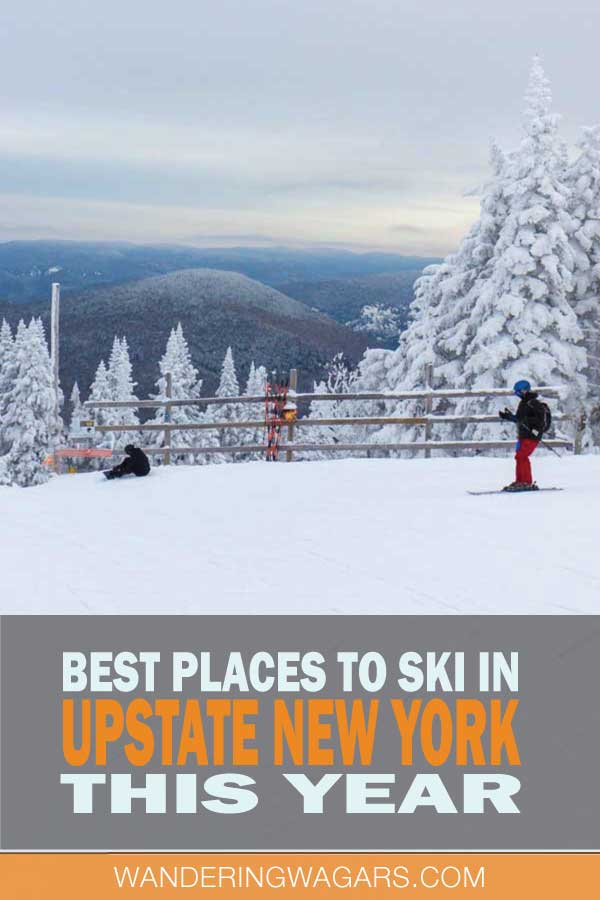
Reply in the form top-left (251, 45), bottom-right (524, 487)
top-left (467, 487), bottom-right (564, 496)
top-left (264, 376), bottom-right (288, 461)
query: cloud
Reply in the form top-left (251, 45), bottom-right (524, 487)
top-left (2, 0), bottom-right (599, 254)
top-left (389, 224), bottom-right (427, 234)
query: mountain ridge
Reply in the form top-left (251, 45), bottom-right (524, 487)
top-left (0, 267), bottom-right (371, 399)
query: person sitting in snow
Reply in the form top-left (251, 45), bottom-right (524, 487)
top-left (498, 380), bottom-right (551, 492)
top-left (104, 444), bottom-right (150, 480)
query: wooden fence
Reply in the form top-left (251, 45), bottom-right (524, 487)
top-left (83, 367), bottom-right (573, 463)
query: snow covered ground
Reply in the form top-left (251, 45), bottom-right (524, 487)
top-left (1, 454), bottom-right (599, 614)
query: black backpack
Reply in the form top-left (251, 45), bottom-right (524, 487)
top-left (526, 398), bottom-right (552, 436)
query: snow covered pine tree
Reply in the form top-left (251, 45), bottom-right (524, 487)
top-left (356, 139), bottom-right (512, 453)
top-left (68, 382), bottom-right (84, 435)
top-left (206, 347), bottom-right (244, 461)
top-left (0, 319), bottom-right (14, 458)
top-left (454, 58), bottom-right (586, 448)
top-left (357, 58), bottom-right (587, 467)
top-left (567, 124), bottom-right (600, 445)
top-left (242, 361), bottom-right (268, 453)
top-left (85, 359), bottom-right (115, 466)
top-left (151, 323), bottom-right (218, 463)
top-left (1, 319), bottom-right (63, 487)
top-left (106, 336), bottom-right (140, 451)
top-left (303, 354), bottom-right (367, 459)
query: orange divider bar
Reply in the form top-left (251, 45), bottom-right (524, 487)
top-left (0, 853), bottom-right (599, 899)
top-left (44, 448), bottom-right (114, 464)
top-left (55, 448), bottom-right (113, 458)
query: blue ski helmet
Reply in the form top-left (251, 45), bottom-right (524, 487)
top-left (513, 379), bottom-right (531, 397)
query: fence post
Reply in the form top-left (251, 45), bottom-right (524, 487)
top-left (424, 364), bottom-right (433, 459)
top-left (286, 368), bottom-right (298, 462)
top-left (164, 372), bottom-right (172, 466)
top-left (573, 409), bottom-right (585, 455)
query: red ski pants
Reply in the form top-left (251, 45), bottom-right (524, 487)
top-left (515, 438), bottom-right (539, 484)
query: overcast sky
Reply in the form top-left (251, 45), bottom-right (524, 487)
top-left (1, 0), bottom-right (599, 255)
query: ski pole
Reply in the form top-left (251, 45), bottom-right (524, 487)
top-left (538, 439), bottom-right (563, 459)
top-left (520, 422), bottom-right (564, 458)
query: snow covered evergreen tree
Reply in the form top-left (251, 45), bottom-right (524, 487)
top-left (435, 142), bottom-right (513, 390)
top-left (242, 361), bottom-right (267, 450)
top-left (355, 140), bottom-right (513, 452)
top-left (301, 378), bottom-right (337, 459)
top-left (107, 336), bottom-right (122, 397)
top-left (567, 124), bottom-right (600, 443)
top-left (0, 319), bottom-right (14, 455)
top-left (68, 382), bottom-right (84, 434)
top-left (2, 319), bottom-right (63, 486)
top-left (0, 319), bottom-right (12, 368)
top-left (88, 360), bottom-right (112, 424)
top-left (383, 141), bottom-right (510, 396)
top-left (353, 262), bottom-right (442, 454)
top-left (357, 59), bottom-right (587, 454)
top-left (86, 360), bottom-right (114, 463)
top-left (106, 336), bottom-right (140, 450)
top-left (302, 355), bottom-right (367, 458)
top-left (151, 323), bottom-right (211, 463)
top-left (348, 304), bottom-right (401, 339)
top-left (217, 346), bottom-right (239, 398)
top-left (453, 58), bottom-right (586, 443)
top-left (207, 347), bottom-right (244, 459)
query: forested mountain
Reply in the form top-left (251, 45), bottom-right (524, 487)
top-left (0, 268), bottom-right (370, 399)
top-left (280, 270), bottom-right (425, 336)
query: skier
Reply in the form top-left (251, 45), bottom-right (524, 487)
top-left (104, 444), bottom-right (150, 480)
top-left (498, 380), bottom-right (551, 492)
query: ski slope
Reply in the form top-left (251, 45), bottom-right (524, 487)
top-left (2, 455), bottom-right (599, 614)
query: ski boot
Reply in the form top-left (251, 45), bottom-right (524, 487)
top-left (104, 470), bottom-right (115, 480)
top-left (503, 481), bottom-right (539, 493)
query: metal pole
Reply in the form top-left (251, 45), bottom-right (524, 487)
top-left (50, 283), bottom-right (61, 473)
top-left (50, 283), bottom-right (60, 410)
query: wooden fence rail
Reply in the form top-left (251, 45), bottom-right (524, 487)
top-left (84, 386), bottom-right (563, 411)
top-left (94, 413), bottom-right (569, 434)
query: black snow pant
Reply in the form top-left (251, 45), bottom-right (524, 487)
top-left (107, 458), bottom-right (136, 479)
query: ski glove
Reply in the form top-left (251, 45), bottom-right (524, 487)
top-left (499, 409), bottom-right (516, 422)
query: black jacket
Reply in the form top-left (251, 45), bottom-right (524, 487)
top-left (514, 391), bottom-right (545, 440)
top-left (126, 447), bottom-right (151, 476)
